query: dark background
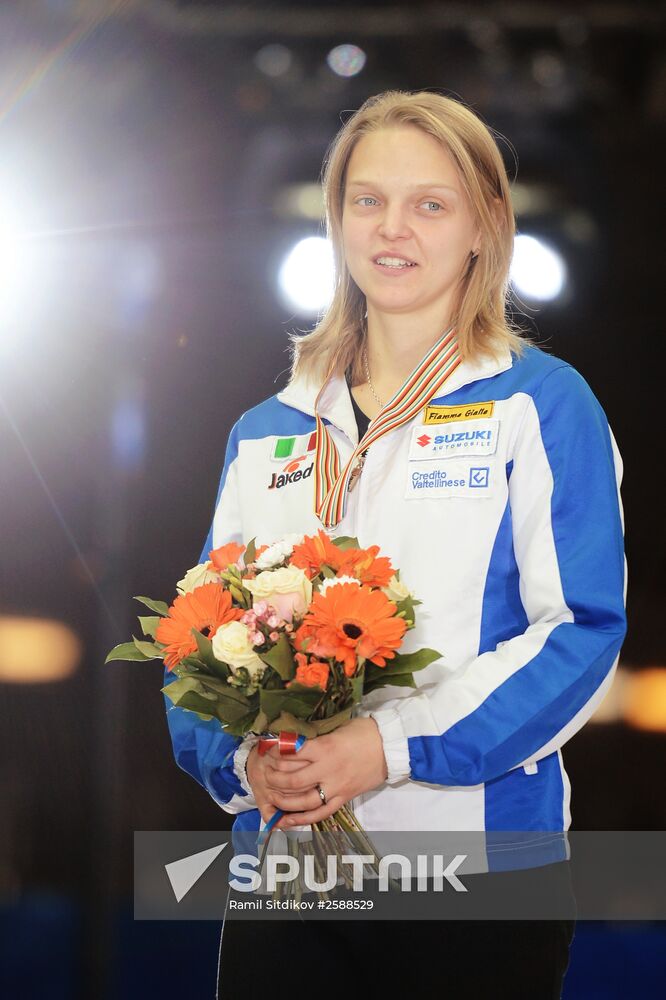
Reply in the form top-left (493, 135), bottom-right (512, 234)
top-left (0, 1), bottom-right (665, 997)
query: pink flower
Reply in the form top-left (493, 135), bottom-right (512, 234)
top-left (252, 630), bottom-right (265, 647)
top-left (269, 631), bottom-right (279, 642)
top-left (253, 600), bottom-right (269, 617)
top-left (267, 614), bottom-right (281, 629)
top-left (244, 568), bottom-right (312, 624)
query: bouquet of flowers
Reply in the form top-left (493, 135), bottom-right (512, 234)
top-left (106, 530), bottom-right (440, 894)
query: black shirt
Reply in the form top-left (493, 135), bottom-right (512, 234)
top-left (346, 374), bottom-right (371, 441)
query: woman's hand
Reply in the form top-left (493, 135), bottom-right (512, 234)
top-left (246, 718), bottom-right (388, 828)
top-left (245, 742), bottom-right (312, 830)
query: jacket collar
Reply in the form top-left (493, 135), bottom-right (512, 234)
top-left (431, 344), bottom-right (514, 401)
top-left (278, 370), bottom-right (358, 442)
top-left (277, 345), bottom-right (514, 441)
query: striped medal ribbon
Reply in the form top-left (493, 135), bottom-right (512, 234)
top-left (314, 325), bottom-right (461, 528)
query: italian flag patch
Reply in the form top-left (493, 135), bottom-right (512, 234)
top-left (272, 432), bottom-right (317, 461)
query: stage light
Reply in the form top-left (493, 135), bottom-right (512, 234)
top-left (531, 51), bottom-right (567, 89)
top-left (273, 183), bottom-right (324, 221)
top-left (0, 217), bottom-right (31, 340)
top-left (255, 44), bottom-right (293, 78)
top-left (277, 236), bottom-right (335, 316)
top-left (624, 668), bottom-right (666, 733)
top-left (510, 234), bottom-right (567, 302)
top-left (326, 44), bottom-right (366, 78)
top-left (0, 615), bottom-right (82, 683)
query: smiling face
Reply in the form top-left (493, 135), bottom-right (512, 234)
top-left (341, 126), bottom-right (481, 325)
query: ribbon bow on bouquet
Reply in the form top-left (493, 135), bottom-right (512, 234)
top-left (257, 730), bottom-right (307, 835)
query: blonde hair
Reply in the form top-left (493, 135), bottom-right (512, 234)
top-left (288, 89), bottom-right (526, 386)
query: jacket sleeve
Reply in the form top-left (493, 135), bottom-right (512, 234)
top-left (162, 419), bottom-right (259, 814)
top-left (367, 364), bottom-right (628, 787)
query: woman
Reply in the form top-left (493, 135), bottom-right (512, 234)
top-left (165, 91), bottom-right (626, 998)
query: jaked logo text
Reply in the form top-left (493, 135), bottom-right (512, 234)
top-left (267, 458), bottom-right (314, 490)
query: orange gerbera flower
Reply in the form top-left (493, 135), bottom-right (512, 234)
top-left (288, 653), bottom-right (330, 690)
top-left (209, 542), bottom-right (246, 572)
top-left (290, 530), bottom-right (344, 579)
top-left (155, 582), bottom-right (243, 671)
top-left (295, 581), bottom-right (407, 676)
top-left (338, 544), bottom-right (394, 588)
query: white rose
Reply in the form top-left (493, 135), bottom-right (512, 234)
top-left (382, 574), bottom-right (413, 603)
top-left (244, 566), bottom-right (312, 622)
top-left (254, 534), bottom-right (305, 570)
top-left (211, 621), bottom-right (265, 679)
top-left (176, 561), bottom-right (221, 596)
top-left (319, 574), bottom-right (360, 595)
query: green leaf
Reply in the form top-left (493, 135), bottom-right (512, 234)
top-left (134, 595), bottom-right (169, 616)
top-left (260, 685), bottom-right (322, 724)
top-left (138, 615), bottom-right (161, 639)
top-left (162, 676), bottom-right (254, 726)
top-left (180, 655), bottom-right (207, 671)
top-left (362, 648), bottom-right (441, 694)
top-left (197, 675), bottom-right (253, 705)
top-left (364, 671), bottom-right (416, 695)
top-left (331, 535), bottom-right (360, 551)
top-left (320, 565), bottom-right (337, 579)
top-left (395, 594), bottom-right (417, 624)
top-left (105, 641), bottom-right (153, 664)
top-left (216, 698), bottom-right (257, 725)
top-left (258, 709), bottom-right (355, 738)
top-left (244, 538), bottom-right (257, 565)
top-left (250, 710), bottom-right (270, 734)
top-left (192, 627), bottom-right (215, 664)
top-left (165, 691), bottom-right (217, 721)
top-left (386, 648), bottom-right (442, 674)
top-left (132, 636), bottom-right (163, 659)
top-left (349, 672), bottom-right (364, 704)
top-left (262, 669), bottom-right (285, 690)
top-left (258, 633), bottom-right (294, 681)
top-left (162, 676), bottom-right (211, 706)
top-left (191, 629), bottom-right (231, 680)
top-left (222, 709), bottom-right (266, 737)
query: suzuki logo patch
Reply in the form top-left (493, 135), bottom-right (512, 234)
top-left (409, 420), bottom-right (499, 461)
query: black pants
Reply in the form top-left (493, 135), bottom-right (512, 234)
top-left (217, 864), bottom-right (576, 1000)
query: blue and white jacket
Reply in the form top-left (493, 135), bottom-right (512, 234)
top-left (164, 343), bottom-right (627, 845)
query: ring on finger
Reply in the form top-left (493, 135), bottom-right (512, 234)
top-left (316, 783), bottom-right (327, 805)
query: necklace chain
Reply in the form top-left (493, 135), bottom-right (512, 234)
top-left (362, 346), bottom-right (384, 408)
